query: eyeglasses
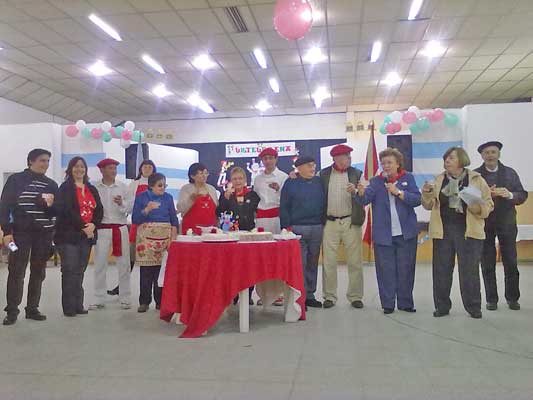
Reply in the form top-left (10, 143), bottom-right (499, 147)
top-left (155, 183), bottom-right (168, 188)
top-left (196, 171), bottom-right (209, 176)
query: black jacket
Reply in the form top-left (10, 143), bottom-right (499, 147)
top-left (217, 190), bottom-right (260, 231)
top-left (0, 169), bottom-right (58, 235)
top-left (54, 180), bottom-right (103, 245)
top-left (475, 162), bottom-right (528, 226)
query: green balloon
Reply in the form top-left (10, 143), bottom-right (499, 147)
top-left (132, 130), bottom-right (141, 142)
top-left (103, 132), bottom-right (112, 142)
top-left (379, 124), bottom-right (388, 135)
top-left (409, 123), bottom-right (419, 134)
top-left (444, 113), bottom-right (459, 126)
top-left (383, 116), bottom-right (392, 124)
top-left (81, 127), bottom-right (91, 138)
top-left (115, 126), bottom-right (124, 136)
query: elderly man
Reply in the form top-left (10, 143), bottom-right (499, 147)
top-left (280, 156), bottom-right (325, 308)
top-left (475, 141), bottom-right (528, 311)
top-left (0, 149), bottom-right (58, 325)
top-left (320, 144), bottom-right (365, 309)
top-left (91, 158), bottom-right (132, 310)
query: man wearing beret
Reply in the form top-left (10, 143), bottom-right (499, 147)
top-left (320, 144), bottom-right (365, 309)
top-left (91, 158), bottom-right (132, 310)
top-left (475, 141), bottom-right (528, 311)
top-left (280, 156), bottom-right (325, 308)
top-left (0, 149), bottom-right (58, 325)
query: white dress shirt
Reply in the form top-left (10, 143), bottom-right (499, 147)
top-left (253, 168), bottom-right (288, 211)
top-left (95, 180), bottom-right (131, 225)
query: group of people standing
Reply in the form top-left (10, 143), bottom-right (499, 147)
top-left (0, 139), bottom-right (527, 326)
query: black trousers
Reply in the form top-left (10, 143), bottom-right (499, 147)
top-left (139, 266), bottom-right (162, 306)
top-left (57, 241), bottom-right (92, 315)
top-left (432, 223), bottom-right (483, 314)
top-left (4, 230), bottom-right (53, 316)
top-left (481, 223), bottom-right (519, 303)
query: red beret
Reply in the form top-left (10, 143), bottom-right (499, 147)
top-left (97, 158), bottom-right (120, 168)
top-left (330, 144), bottom-right (353, 157)
top-left (259, 147), bottom-right (278, 158)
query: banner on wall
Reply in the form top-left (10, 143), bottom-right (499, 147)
top-left (225, 141), bottom-right (297, 158)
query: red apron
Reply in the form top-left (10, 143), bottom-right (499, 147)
top-left (181, 194), bottom-right (217, 234)
top-left (129, 183), bottom-right (149, 243)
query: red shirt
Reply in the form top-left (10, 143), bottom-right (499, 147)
top-left (76, 185), bottom-right (96, 224)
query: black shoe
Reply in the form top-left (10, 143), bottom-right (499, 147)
top-left (249, 298), bottom-right (254, 306)
top-left (351, 300), bottom-right (364, 309)
top-left (156, 304), bottom-right (160, 310)
top-left (383, 308), bottom-right (394, 314)
top-left (305, 299), bottom-right (323, 308)
top-left (76, 309), bottom-right (89, 315)
top-left (433, 310), bottom-right (449, 318)
top-left (107, 287), bottom-right (119, 296)
top-left (3, 315), bottom-right (17, 326)
top-left (508, 301), bottom-right (520, 310)
top-left (399, 307), bottom-right (416, 313)
top-left (486, 303), bottom-right (498, 311)
top-left (323, 300), bottom-right (335, 309)
top-left (25, 311), bottom-right (46, 321)
top-left (469, 311), bottom-right (482, 319)
top-left (64, 312), bottom-right (76, 317)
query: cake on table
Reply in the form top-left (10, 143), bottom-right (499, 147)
top-left (237, 228), bottom-right (274, 242)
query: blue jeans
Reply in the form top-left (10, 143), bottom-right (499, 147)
top-left (292, 225), bottom-right (323, 300)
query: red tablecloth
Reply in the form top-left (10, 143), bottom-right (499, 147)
top-left (160, 240), bottom-right (306, 338)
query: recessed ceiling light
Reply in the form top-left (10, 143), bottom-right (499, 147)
top-left (370, 41), bottom-right (382, 63)
top-left (312, 86), bottom-right (329, 109)
top-left (269, 77), bottom-right (280, 93)
top-left (408, 0), bottom-right (424, 20)
top-left (88, 60), bottom-right (113, 77)
top-left (252, 48), bottom-right (268, 69)
top-left (187, 92), bottom-right (214, 113)
top-left (303, 47), bottom-right (327, 64)
top-left (192, 54), bottom-right (217, 71)
top-left (420, 40), bottom-right (446, 58)
top-left (142, 54), bottom-right (165, 74)
top-left (152, 84), bottom-right (172, 98)
top-left (88, 14), bottom-right (122, 41)
top-left (383, 72), bottom-right (402, 86)
top-left (255, 99), bottom-right (272, 112)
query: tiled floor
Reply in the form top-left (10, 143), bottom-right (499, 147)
top-left (0, 262), bottom-right (532, 400)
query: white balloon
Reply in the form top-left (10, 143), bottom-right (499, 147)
top-left (120, 139), bottom-right (131, 149)
top-left (124, 121), bottom-right (135, 131)
top-left (408, 106), bottom-right (420, 117)
top-left (75, 120), bottom-right (86, 130)
top-left (101, 121), bottom-right (112, 132)
top-left (390, 111), bottom-right (402, 123)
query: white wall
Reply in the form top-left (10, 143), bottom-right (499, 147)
top-left (0, 97), bottom-right (70, 125)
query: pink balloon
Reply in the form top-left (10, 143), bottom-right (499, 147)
top-left (402, 111), bottom-right (417, 125)
top-left (122, 130), bottom-right (132, 141)
top-left (65, 125), bottom-right (79, 137)
top-left (392, 122), bottom-right (402, 134)
top-left (433, 108), bottom-right (445, 122)
top-left (273, 0), bottom-right (313, 41)
top-left (91, 128), bottom-right (103, 139)
top-left (385, 123), bottom-right (396, 134)
top-left (109, 127), bottom-right (117, 138)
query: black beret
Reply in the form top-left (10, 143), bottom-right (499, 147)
top-left (294, 156), bottom-right (315, 167)
top-left (477, 141), bottom-right (503, 153)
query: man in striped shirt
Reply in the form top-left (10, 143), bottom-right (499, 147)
top-left (0, 149), bottom-right (58, 325)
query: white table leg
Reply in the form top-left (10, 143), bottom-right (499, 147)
top-left (239, 289), bottom-right (249, 333)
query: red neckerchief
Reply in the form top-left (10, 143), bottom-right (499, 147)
top-left (332, 163), bottom-right (348, 173)
top-left (379, 169), bottom-right (406, 184)
top-left (235, 186), bottom-right (251, 198)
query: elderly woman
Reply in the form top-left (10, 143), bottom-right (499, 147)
top-left (178, 163), bottom-right (219, 234)
top-left (132, 173), bottom-right (179, 313)
top-left (422, 147), bottom-right (493, 319)
top-left (356, 148), bottom-right (421, 314)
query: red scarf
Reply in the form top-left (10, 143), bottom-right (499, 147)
top-left (379, 169), bottom-right (406, 184)
top-left (332, 163), bottom-right (348, 173)
top-left (234, 186), bottom-right (251, 197)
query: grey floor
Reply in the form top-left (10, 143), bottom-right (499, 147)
top-left (0, 261), bottom-right (532, 400)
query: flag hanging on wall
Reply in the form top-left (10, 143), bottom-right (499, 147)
top-left (363, 122), bottom-right (379, 246)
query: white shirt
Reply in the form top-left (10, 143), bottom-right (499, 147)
top-left (388, 192), bottom-right (403, 237)
top-left (95, 180), bottom-right (131, 225)
top-left (253, 168), bottom-right (288, 211)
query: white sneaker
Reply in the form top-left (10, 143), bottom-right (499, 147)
top-left (89, 304), bottom-right (105, 310)
top-left (120, 302), bottom-right (131, 310)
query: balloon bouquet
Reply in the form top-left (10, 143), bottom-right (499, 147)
top-left (379, 107), bottom-right (460, 135)
top-left (63, 120), bottom-right (145, 149)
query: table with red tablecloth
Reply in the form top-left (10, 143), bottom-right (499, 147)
top-left (160, 240), bottom-right (306, 338)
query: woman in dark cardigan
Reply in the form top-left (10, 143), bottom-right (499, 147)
top-left (54, 157), bottom-right (103, 317)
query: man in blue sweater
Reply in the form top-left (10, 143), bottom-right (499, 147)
top-left (280, 156), bottom-right (325, 308)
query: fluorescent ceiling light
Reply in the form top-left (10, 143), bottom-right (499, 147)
top-left (187, 92), bottom-right (214, 113)
top-left (192, 54), bottom-right (217, 71)
top-left (408, 0), bottom-right (424, 20)
top-left (420, 40), bottom-right (446, 58)
top-left (312, 86), bottom-right (329, 109)
top-left (370, 41), bottom-right (382, 63)
top-left (88, 14), bottom-right (122, 41)
top-left (152, 84), bottom-right (172, 98)
top-left (142, 54), bottom-right (165, 74)
top-left (269, 77), bottom-right (280, 93)
top-left (383, 72), bottom-right (402, 86)
top-left (252, 48), bottom-right (268, 69)
top-left (303, 47), bottom-right (327, 64)
top-left (255, 99), bottom-right (272, 112)
top-left (88, 60), bottom-right (113, 77)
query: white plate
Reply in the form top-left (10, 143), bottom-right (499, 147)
top-left (175, 236), bottom-right (202, 243)
top-left (273, 234), bottom-right (302, 241)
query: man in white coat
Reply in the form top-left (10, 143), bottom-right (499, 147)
top-left (91, 158), bottom-right (132, 310)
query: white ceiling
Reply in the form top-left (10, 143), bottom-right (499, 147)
top-left (0, 0), bottom-right (533, 122)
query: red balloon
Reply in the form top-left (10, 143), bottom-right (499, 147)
top-left (65, 125), bottom-right (79, 137)
top-left (273, 0), bottom-right (313, 41)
